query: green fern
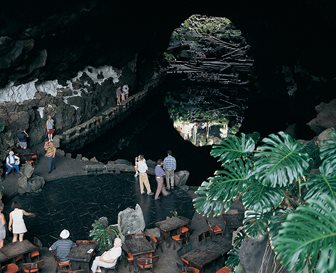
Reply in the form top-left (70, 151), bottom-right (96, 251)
top-left (320, 129), bottom-right (336, 172)
top-left (254, 131), bottom-right (310, 187)
top-left (210, 133), bottom-right (255, 164)
top-left (273, 195), bottom-right (336, 273)
top-left (243, 210), bottom-right (271, 238)
top-left (304, 164), bottom-right (336, 200)
top-left (194, 159), bottom-right (251, 216)
top-left (89, 220), bottom-right (120, 251)
top-left (243, 182), bottom-right (285, 213)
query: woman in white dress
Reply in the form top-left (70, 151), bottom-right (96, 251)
top-left (8, 201), bottom-right (34, 242)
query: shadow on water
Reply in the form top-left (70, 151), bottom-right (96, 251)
top-left (4, 174), bottom-right (194, 246)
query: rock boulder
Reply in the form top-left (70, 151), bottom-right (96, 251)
top-left (118, 204), bottom-right (145, 238)
top-left (174, 170), bottom-right (190, 187)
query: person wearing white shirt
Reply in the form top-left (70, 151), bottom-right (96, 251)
top-left (91, 238), bottom-right (122, 273)
top-left (137, 155), bottom-right (153, 196)
top-left (5, 151), bottom-right (20, 175)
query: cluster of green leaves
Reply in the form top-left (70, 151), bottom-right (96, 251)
top-left (89, 219), bottom-right (120, 251)
top-left (164, 94), bottom-right (230, 124)
top-left (193, 129), bottom-right (336, 272)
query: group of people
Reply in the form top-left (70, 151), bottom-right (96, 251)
top-left (3, 115), bottom-right (57, 177)
top-left (0, 201), bottom-right (121, 273)
top-left (49, 230), bottom-right (122, 273)
top-left (0, 201), bottom-right (35, 248)
top-left (115, 84), bottom-right (129, 106)
top-left (134, 150), bottom-right (177, 200)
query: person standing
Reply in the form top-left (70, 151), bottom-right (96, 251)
top-left (45, 141), bottom-right (56, 174)
top-left (0, 204), bottom-right (6, 248)
top-left (122, 84), bottom-right (129, 101)
top-left (154, 159), bottom-right (170, 200)
top-left (49, 229), bottom-right (76, 262)
top-left (17, 129), bottom-right (29, 150)
top-left (46, 115), bottom-right (55, 141)
top-left (91, 237), bottom-right (122, 273)
top-left (163, 150), bottom-right (177, 190)
top-left (5, 151), bottom-right (20, 175)
top-left (137, 155), bottom-right (154, 196)
top-left (115, 86), bottom-right (122, 106)
top-left (8, 201), bottom-right (34, 242)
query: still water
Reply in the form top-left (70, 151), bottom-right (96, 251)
top-left (4, 174), bottom-right (194, 246)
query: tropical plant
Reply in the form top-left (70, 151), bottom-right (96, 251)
top-left (89, 218), bottom-right (120, 252)
top-left (193, 129), bottom-right (336, 272)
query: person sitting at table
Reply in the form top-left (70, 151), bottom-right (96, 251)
top-left (49, 229), bottom-right (76, 262)
top-left (8, 201), bottom-right (34, 242)
top-left (91, 237), bottom-right (122, 273)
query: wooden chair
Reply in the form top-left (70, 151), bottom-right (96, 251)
top-left (216, 266), bottom-right (232, 273)
top-left (22, 260), bottom-right (44, 273)
top-left (75, 239), bottom-right (96, 244)
top-left (31, 237), bottom-right (43, 261)
top-left (56, 260), bottom-right (72, 272)
top-left (171, 228), bottom-right (191, 250)
top-left (206, 219), bottom-right (224, 237)
top-left (147, 235), bottom-right (163, 253)
top-left (135, 255), bottom-right (159, 272)
top-left (1, 263), bottom-right (19, 273)
top-left (198, 230), bottom-right (211, 242)
top-left (176, 262), bottom-right (200, 273)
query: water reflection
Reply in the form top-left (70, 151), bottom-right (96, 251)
top-left (165, 85), bottom-right (246, 147)
top-left (174, 120), bottom-right (228, 146)
top-left (4, 174), bottom-right (194, 246)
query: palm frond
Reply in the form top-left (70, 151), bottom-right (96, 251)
top-left (320, 129), bottom-right (336, 172)
top-left (254, 131), bottom-right (310, 187)
top-left (243, 182), bottom-right (285, 213)
top-left (302, 140), bottom-right (320, 169)
top-left (243, 210), bottom-right (271, 238)
top-left (268, 209), bottom-right (293, 245)
top-left (304, 164), bottom-right (336, 200)
top-left (210, 133), bottom-right (255, 164)
top-left (273, 195), bottom-right (336, 273)
top-left (193, 159), bottom-right (251, 216)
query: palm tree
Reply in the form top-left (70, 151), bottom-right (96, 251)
top-left (193, 129), bottom-right (336, 273)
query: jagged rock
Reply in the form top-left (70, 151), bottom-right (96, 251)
top-left (52, 135), bottom-right (60, 148)
top-left (316, 127), bottom-right (335, 146)
top-left (29, 176), bottom-right (45, 192)
top-left (118, 204), bottom-right (145, 238)
top-left (308, 99), bottom-right (336, 133)
top-left (22, 163), bottom-right (34, 178)
top-left (145, 227), bottom-right (161, 239)
top-left (98, 216), bottom-right (109, 228)
top-left (82, 157), bottom-right (89, 161)
top-left (65, 153), bottom-right (72, 159)
top-left (239, 235), bottom-right (269, 273)
top-left (76, 154), bottom-right (82, 160)
top-left (90, 157), bottom-right (98, 162)
top-left (57, 149), bottom-right (65, 157)
top-left (174, 170), bottom-right (190, 187)
top-left (113, 159), bottom-right (132, 165)
top-left (17, 176), bottom-right (29, 194)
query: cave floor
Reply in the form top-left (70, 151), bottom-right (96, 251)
top-left (1, 144), bottom-right (239, 272)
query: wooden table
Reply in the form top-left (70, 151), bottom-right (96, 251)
top-left (156, 216), bottom-right (190, 233)
top-left (67, 243), bottom-right (96, 273)
top-left (180, 237), bottom-right (232, 270)
top-left (0, 240), bottom-right (38, 264)
top-left (123, 236), bottom-right (155, 256)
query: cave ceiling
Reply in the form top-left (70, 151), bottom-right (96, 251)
top-left (0, 0), bottom-right (336, 87)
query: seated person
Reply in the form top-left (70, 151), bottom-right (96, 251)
top-left (5, 151), bottom-right (20, 175)
top-left (49, 229), bottom-right (76, 262)
top-left (91, 237), bottom-right (122, 273)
